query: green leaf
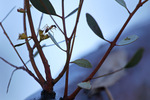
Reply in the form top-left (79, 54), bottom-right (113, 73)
top-left (115, 0), bottom-right (127, 8)
top-left (71, 59), bottom-right (92, 68)
top-left (118, 35), bottom-right (139, 46)
top-left (48, 32), bottom-right (65, 52)
top-left (78, 81), bottom-right (91, 90)
top-left (125, 48), bottom-right (144, 69)
top-left (65, 7), bottom-right (78, 19)
top-left (86, 13), bottom-right (104, 40)
top-left (30, 0), bottom-right (56, 15)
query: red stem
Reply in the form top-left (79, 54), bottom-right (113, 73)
top-left (68, 0), bottom-right (148, 99)
top-left (61, 0), bottom-right (70, 98)
top-left (53, 0), bottom-right (84, 86)
top-left (25, 0), bottom-right (53, 91)
top-left (23, 0), bottom-right (45, 85)
top-left (70, 0), bottom-right (84, 39)
top-left (0, 23), bottom-right (28, 69)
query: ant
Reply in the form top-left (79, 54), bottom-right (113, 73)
top-left (45, 25), bottom-right (56, 33)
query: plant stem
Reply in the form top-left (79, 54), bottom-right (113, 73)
top-left (26, 0), bottom-right (53, 91)
top-left (53, 0), bottom-right (84, 85)
top-left (0, 6), bottom-right (42, 89)
top-left (62, 0), bottom-right (67, 37)
top-left (61, 0), bottom-right (70, 98)
top-left (70, 0), bottom-right (84, 39)
top-left (68, 1), bottom-right (148, 99)
top-left (23, 0), bottom-right (45, 85)
top-left (92, 68), bottom-right (124, 80)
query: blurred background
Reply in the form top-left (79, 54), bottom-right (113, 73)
top-left (0, 0), bottom-right (150, 100)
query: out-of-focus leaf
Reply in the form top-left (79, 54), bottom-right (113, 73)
top-left (65, 7), bottom-right (78, 19)
top-left (78, 81), bottom-right (91, 90)
top-left (48, 32), bottom-right (65, 52)
top-left (118, 35), bottom-right (139, 46)
top-left (125, 48), bottom-right (144, 68)
top-left (71, 59), bottom-right (92, 68)
top-left (33, 44), bottom-right (46, 58)
top-left (115, 0), bottom-right (127, 8)
top-left (86, 13), bottom-right (104, 40)
top-left (30, 0), bottom-right (56, 15)
top-left (26, 44), bottom-right (46, 64)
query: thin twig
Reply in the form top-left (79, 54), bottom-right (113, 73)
top-left (0, 23), bottom-right (28, 69)
top-left (53, 0), bottom-right (84, 85)
top-left (1, 6), bottom-right (16, 23)
top-left (0, 56), bottom-right (41, 92)
top-left (126, 7), bottom-right (131, 14)
top-left (37, 13), bottom-right (44, 37)
top-left (38, 0), bottom-right (65, 35)
top-left (70, 0), bottom-right (83, 39)
top-left (61, 0), bottom-right (70, 98)
top-left (69, 0), bottom-right (84, 62)
top-left (7, 69), bottom-right (19, 93)
top-left (0, 57), bottom-right (19, 69)
top-left (92, 68), bottom-right (124, 80)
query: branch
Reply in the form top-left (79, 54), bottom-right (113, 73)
top-left (0, 57), bottom-right (41, 92)
top-left (61, 0), bottom-right (69, 98)
top-left (1, 6), bottom-right (16, 23)
top-left (0, 23), bottom-right (28, 69)
top-left (0, 57), bottom-right (20, 69)
top-left (70, 0), bottom-right (84, 39)
top-left (53, 0), bottom-right (84, 85)
top-left (7, 69), bottom-right (20, 93)
top-left (26, 0), bottom-right (53, 91)
top-left (92, 68), bottom-right (124, 80)
top-left (23, 0), bottom-right (45, 85)
top-left (68, 1), bottom-right (148, 99)
top-left (39, 0), bottom-right (65, 35)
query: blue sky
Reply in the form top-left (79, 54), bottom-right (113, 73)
top-left (0, 0), bottom-right (150, 99)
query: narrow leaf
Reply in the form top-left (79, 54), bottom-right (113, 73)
top-left (30, 0), bottom-right (56, 15)
top-left (71, 59), bottom-right (92, 68)
top-left (65, 7), bottom-right (78, 19)
top-left (78, 81), bottom-right (91, 90)
top-left (118, 35), bottom-right (139, 46)
top-left (14, 42), bottom-right (26, 47)
top-left (115, 0), bottom-right (127, 8)
top-left (125, 48), bottom-right (144, 68)
top-left (15, 39), bottom-right (31, 47)
top-left (48, 32), bottom-right (65, 52)
top-left (34, 45), bottom-right (46, 57)
top-left (86, 13), bottom-right (104, 39)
